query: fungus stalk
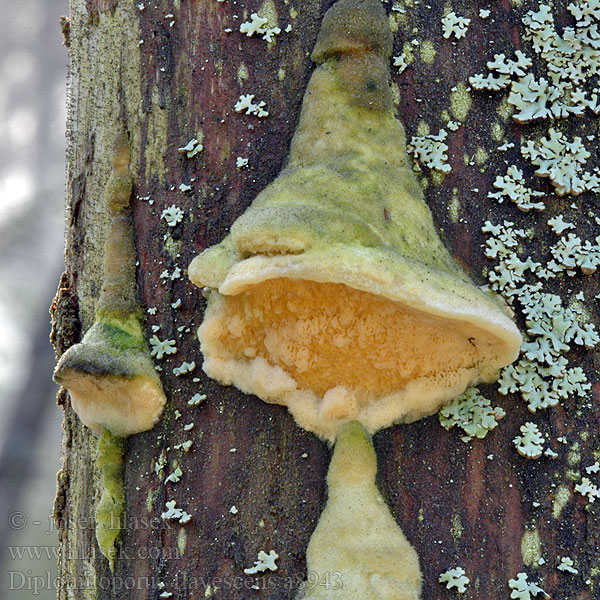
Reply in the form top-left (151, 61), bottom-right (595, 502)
top-left (53, 128), bottom-right (166, 569)
top-left (94, 429), bottom-right (125, 573)
top-left (302, 422), bottom-right (421, 599)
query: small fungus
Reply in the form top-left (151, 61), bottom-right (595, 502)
top-left (439, 567), bottom-right (470, 593)
top-left (190, 0), bottom-right (520, 442)
top-left (243, 550), bottom-right (279, 574)
top-left (441, 11), bottom-right (470, 39)
top-left (234, 94), bottom-right (269, 118)
top-left (575, 477), bottom-right (600, 503)
top-left (513, 422), bottom-right (545, 459)
top-left (53, 130), bottom-right (166, 437)
top-left (557, 556), bottom-right (578, 574)
top-left (508, 573), bottom-right (549, 600)
top-left (162, 205), bottom-right (184, 226)
top-left (301, 422), bottom-right (421, 598)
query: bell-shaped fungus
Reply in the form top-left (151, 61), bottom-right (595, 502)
top-left (190, 0), bottom-right (523, 596)
top-left (188, 0), bottom-right (521, 442)
top-left (54, 131), bottom-right (166, 437)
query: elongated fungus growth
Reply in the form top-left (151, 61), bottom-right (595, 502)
top-left (94, 429), bottom-right (125, 572)
top-left (189, 0), bottom-right (521, 442)
top-left (54, 130), bottom-right (166, 437)
top-left (302, 422), bottom-right (421, 600)
top-left (189, 0), bottom-right (522, 596)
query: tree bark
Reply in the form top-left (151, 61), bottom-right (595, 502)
top-left (52, 1), bottom-right (599, 599)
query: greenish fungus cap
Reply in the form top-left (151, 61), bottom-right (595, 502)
top-left (189, 0), bottom-right (521, 441)
top-left (53, 129), bottom-right (166, 437)
top-left (54, 313), bottom-right (166, 437)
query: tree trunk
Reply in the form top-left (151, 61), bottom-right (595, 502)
top-left (52, 1), bottom-right (599, 599)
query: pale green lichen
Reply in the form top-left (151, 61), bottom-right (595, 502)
top-left (491, 122), bottom-right (505, 142)
top-left (259, 0), bottom-right (279, 30)
top-left (474, 147), bottom-right (489, 165)
top-left (439, 567), bottom-right (470, 593)
top-left (448, 190), bottom-right (460, 223)
top-left (163, 233), bottom-right (183, 258)
top-left (552, 484), bottom-right (571, 519)
top-left (439, 387), bottom-right (505, 442)
top-left (416, 120), bottom-right (430, 137)
top-left (497, 96), bottom-right (514, 121)
top-left (450, 82), bottom-right (472, 122)
top-left (508, 572), bottom-right (548, 599)
top-left (177, 527), bottom-right (187, 557)
top-left (419, 40), bottom-right (436, 64)
top-left (402, 41), bottom-right (416, 65)
top-left (95, 429), bottom-right (125, 572)
top-left (391, 81), bottom-right (401, 105)
top-left (146, 487), bottom-right (159, 513)
top-left (237, 62), bottom-right (249, 85)
top-left (567, 443), bottom-right (581, 466)
top-left (431, 170), bottom-right (445, 185)
top-left (521, 528), bottom-right (542, 567)
top-left (450, 512), bottom-right (463, 540)
top-left (144, 85), bottom-right (169, 182)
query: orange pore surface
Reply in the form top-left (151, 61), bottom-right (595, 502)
top-left (211, 278), bottom-right (497, 400)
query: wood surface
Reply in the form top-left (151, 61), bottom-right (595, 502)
top-left (51, 1), bottom-right (599, 598)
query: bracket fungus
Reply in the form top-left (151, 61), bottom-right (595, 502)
top-left (189, 0), bottom-right (521, 441)
top-left (189, 0), bottom-right (521, 596)
top-left (54, 130), bottom-right (166, 437)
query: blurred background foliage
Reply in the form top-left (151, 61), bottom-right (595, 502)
top-left (0, 0), bottom-right (68, 598)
